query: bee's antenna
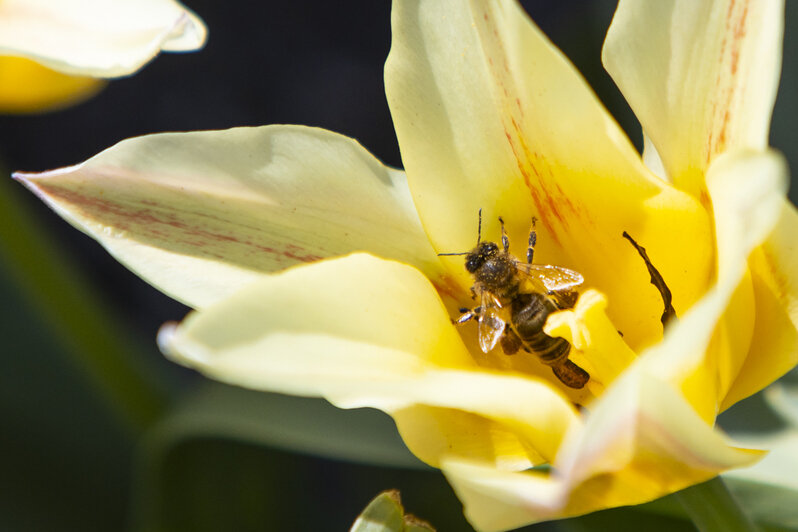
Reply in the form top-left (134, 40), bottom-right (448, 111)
top-left (476, 208), bottom-right (483, 245)
top-left (437, 208), bottom-right (483, 257)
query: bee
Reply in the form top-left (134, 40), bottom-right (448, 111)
top-left (440, 210), bottom-right (590, 389)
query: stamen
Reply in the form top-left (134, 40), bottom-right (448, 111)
top-left (622, 231), bottom-right (677, 328)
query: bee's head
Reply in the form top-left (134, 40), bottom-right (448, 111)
top-left (465, 241), bottom-right (499, 273)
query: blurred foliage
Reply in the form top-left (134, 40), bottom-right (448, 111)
top-left (0, 193), bottom-right (131, 529)
top-left (0, 175), bottom-right (170, 431)
top-left (2, 0), bottom-right (798, 531)
top-left (134, 435), bottom-right (469, 531)
top-left (350, 490), bottom-right (435, 532)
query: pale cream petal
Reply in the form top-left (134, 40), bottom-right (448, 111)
top-left (0, 0), bottom-right (206, 78)
top-left (643, 150), bottom-right (788, 419)
top-left (722, 200), bottom-right (798, 408)
top-left (440, 462), bottom-right (559, 532)
top-left (386, 0), bottom-right (714, 351)
top-left (442, 370), bottom-right (763, 531)
top-left (160, 253), bottom-right (581, 465)
top-left (642, 133), bottom-right (668, 181)
top-left (15, 126), bottom-right (443, 309)
top-left (604, 0), bottom-right (783, 193)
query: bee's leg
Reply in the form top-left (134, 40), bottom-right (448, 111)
top-left (552, 360), bottom-right (589, 389)
top-left (454, 306), bottom-right (481, 325)
top-left (498, 216), bottom-right (510, 253)
top-left (527, 217), bottom-right (537, 264)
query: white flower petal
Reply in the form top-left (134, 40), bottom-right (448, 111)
top-left (15, 126), bottom-right (443, 309)
top-left (0, 0), bottom-right (206, 77)
top-left (604, 0), bottom-right (783, 194)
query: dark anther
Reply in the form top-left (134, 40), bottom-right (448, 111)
top-left (622, 231), bottom-right (677, 329)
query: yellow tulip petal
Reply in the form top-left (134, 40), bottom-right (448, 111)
top-left (160, 253), bottom-right (581, 466)
top-left (604, 0), bottom-right (783, 194)
top-left (0, 0), bottom-right (206, 78)
top-left (442, 370), bottom-right (763, 531)
top-left (557, 370), bottom-right (763, 505)
top-left (14, 126), bottom-right (443, 309)
top-left (643, 150), bottom-right (787, 419)
top-left (385, 0), bottom-right (714, 350)
top-left (392, 405), bottom-right (542, 470)
top-left (722, 200), bottom-right (798, 408)
top-left (544, 289), bottom-right (637, 396)
top-left (0, 56), bottom-right (105, 113)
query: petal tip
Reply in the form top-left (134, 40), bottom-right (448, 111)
top-left (163, 10), bottom-right (209, 52)
top-left (11, 168), bottom-right (70, 203)
top-left (11, 171), bottom-right (46, 197)
top-left (157, 320), bottom-right (212, 369)
top-left (156, 321), bottom-right (180, 357)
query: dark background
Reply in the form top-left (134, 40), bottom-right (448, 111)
top-left (0, 1), bottom-right (795, 530)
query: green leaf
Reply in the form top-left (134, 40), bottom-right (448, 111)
top-left (674, 478), bottom-right (758, 532)
top-left (764, 369), bottom-right (798, 426)
top-left (138, 381), bottom-right (426, 470)
top-left (132, 379), bottom-right (798, 531)
top-left (132, 424), bottom-right (469, 531)
top-left (350, 491), bottom-right (435, 532)
top-left (725, 479), bottom-right (798, 531)
top-left (633, 478), bottom-right (798, 532)
top-left (131, 383), bottom-right (461, 531)
top-left (718, 374), bottom-right (798, 531)
top-left (558, 507), bottom-right (697, 532)
top-left (0, 235), bottom-right (134, 530)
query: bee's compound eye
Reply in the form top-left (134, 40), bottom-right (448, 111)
top-left (465, 252), bottom-right (482, 273)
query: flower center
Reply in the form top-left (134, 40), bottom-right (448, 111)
top-left (442, 212), bottom-right (677, 404)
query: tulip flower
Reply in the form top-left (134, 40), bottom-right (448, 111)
top-left (0, 0), bottom-right (206, 112)
top-left (13, 0), bottom-right (796, 530)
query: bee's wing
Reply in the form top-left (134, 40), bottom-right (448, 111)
top-left (518, 263), bottom-right (584, 292)
top-left (477, 291), bottom-right (505, 354)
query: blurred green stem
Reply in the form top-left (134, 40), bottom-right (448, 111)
top-left (675, 477), bottom-right (759, 532)
top-left (0, 172), bottom-right (169, 432)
